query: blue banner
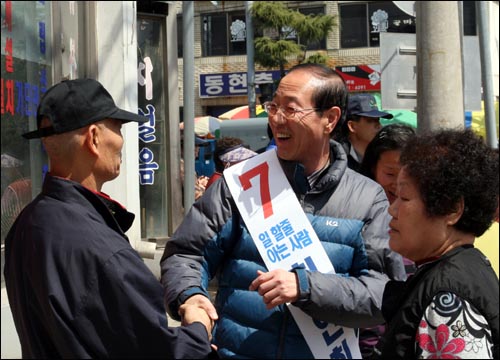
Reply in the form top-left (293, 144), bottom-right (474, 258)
top-left (199, 70), bottom-right (281, 98)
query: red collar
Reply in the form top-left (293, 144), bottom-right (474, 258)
top-left (50, 174), bottom-right (126, 210)
top-left (87, 188), bottom-right (126, 210)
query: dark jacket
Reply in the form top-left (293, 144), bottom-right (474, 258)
top-left (4, 174), bottom-right (212, 359)
top-left (338, 139), bottom-right (362, 172)
top-left (161, 140), bottom-right (406, 358)
top-left (377, 246), bottom-right (499, 359)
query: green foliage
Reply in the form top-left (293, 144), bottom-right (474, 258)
top-left (303, 52), bottom-right (329, 65)
top-left (254, 38), bottom-right (303, 69)
top-left (251, 2), bottom-right (336, 77)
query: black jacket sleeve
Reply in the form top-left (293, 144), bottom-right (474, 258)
top-left (69, 248), bottom-right (212, 359)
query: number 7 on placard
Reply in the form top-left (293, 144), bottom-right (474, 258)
top-left (238, 162), bottom-right (274, 219)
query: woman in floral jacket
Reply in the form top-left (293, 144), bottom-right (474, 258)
top-left (375, 129), bottom-right (499, 359)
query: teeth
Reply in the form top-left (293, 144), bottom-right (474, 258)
top-left (277, 132), bottom-right (291, 139)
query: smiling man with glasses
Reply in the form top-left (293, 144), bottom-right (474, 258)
top-left (161, 63), bottom-right (405, 358)
top-left (263, 102), bottom-right (321, 120)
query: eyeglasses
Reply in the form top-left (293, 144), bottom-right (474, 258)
top-left (264, 102), bottom-right (321, 120)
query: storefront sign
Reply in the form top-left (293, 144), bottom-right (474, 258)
top-left (334, 64), bottom-right (381, 92)
top-left (1, 0), bottom-right (52, 239)
top-left (137, 16), bottom-right (170, 239)
top-left (1, 1), bottom-right (49, 119)
top-left (199, 70), bottom-right (281, 98)
top-left (137, 56), bottom-right (159, 186)
top-left (200, 65), bottom-right (381, 97)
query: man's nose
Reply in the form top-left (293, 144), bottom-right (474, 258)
top-left (271, 111), bottom-right (287, 125)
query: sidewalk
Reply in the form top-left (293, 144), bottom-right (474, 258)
top-left (1, 287), bottom-right (22, 359)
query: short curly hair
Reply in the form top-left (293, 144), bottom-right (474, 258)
top-left (400, 128), bottom-right (499, 237)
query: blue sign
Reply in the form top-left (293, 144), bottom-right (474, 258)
top-left (199, 70), bottom-right (281, 98)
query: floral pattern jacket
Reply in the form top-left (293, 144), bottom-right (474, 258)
top-left (416, 292), bottom-right (494, 359)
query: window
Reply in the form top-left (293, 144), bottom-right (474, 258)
top-left (177, 15), bottom-right (183, 58)
top-left (463, 1), bottom-right (476, 36)
top-left (137, 16), bottom-right (170, 239)
top-left (340, 2), bottom-right (416, 48)
top-left (200, 6), bottom-right (328, 57)
top-left (202, 12), bottom-right (246, 57)
top-left (228, 13), bottom-right (247, 55)
top-left (339, 3), bottom-right (368, 48)
top-left (1, 0), bottom-right (52, 286)
top-left (296, 6), bottom-right (327, 50)
top-left (340, 2), bottom-right (477, 49)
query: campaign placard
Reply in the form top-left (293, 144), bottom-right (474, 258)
top-left (224, 150), bottom-right (361, 359)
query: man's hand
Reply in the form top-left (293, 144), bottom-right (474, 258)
top-left (184, 294), bottom-right (219, 321)
top-left (180, 295), bottom-right (219, 349)
top-left (178, 303), bottom-right (214, 341)
top-left (249, 269), bottom-right (299, 309)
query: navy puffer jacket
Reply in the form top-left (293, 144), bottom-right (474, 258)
top-left (161, 140), bottom-right (405, 358)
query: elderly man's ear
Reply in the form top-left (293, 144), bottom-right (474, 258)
top-left (85, 124), bottom-right (100, 155)
top-left (324, 106), bottom-right (341, 134)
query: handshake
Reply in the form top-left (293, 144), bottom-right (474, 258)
top-left (178, 294), bottom-right (218, 342)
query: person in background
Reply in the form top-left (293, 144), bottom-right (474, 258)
top-left (3, 79), bottom-right (214, 359)
top-left (358, 123), bottom-right (417, 358)
top-left (360, 123), bottom-right (417, 275)
top-left (160, 63), bottom-right (405, 358)
top-left (194, 137), bottom-right (210, 199)
top-left (180, 134), bottom-right (210, 201)
top-left (205, 136), bottom-right (257, 189)
top-left (360, 124), bottom-right (416, 204)
top-left (375, 129), bottom-right (499, 359)
top-left (333, 93), bottom-right (393, 172)
top-left (258, 123), bottom-right (277, 153)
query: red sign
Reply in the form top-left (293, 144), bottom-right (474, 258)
top-left (334, 65), bottom-right (381, 92)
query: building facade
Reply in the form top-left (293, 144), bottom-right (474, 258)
top-left (174, 1), bottom-right (493, 118)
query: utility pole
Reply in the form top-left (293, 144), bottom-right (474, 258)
top-left (416, 1), bottom-right (464, 132)
top-left (477, 1), bottom-right (498, 148)
top-left (183, 1), bottom-right (195, 210)
top-left (246, 1), bottom-right (256, 117)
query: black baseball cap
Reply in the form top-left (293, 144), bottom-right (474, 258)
top-left (22, 78), bottom-right (148, 139)
top-left (347, 94), bottom-right (393, 119)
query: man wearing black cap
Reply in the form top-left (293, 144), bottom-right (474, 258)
top-left (334, 93), bottom-right (393, 172)
top-left (3, 79), bottom-right (214, 358)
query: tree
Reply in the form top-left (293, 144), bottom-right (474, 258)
top-left (251, 2), bottom-right (336, 79)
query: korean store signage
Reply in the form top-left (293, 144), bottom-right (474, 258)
top-left (199, 65), bottom-right (381, 98)
top-left (334, 65), bottom-right (381, 92)
top-left (199, 70), bottom-right (281, 98)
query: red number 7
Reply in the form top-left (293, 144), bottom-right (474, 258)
top-left (238, 162), bottom-right (274, 219)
